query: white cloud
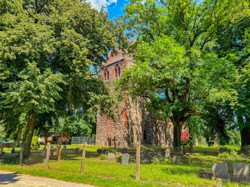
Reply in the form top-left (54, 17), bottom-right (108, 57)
top-left (85, 0), bottom-right (117, 11)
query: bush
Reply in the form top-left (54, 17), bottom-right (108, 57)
top-left (31, 136), bottom-right (40, 149)
top-left (100, 154), bottom-right (107, 160)
top-left (2, 157), bottom-right (19, 164)
top-left (115, 155), bottom-right (122, 162)
top-left (218, 150), bottom-right (238, 158)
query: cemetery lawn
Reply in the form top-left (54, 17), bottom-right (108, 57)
top-left (0, 145), bottom-right (249, 186)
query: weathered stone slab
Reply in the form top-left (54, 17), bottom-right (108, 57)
top-left (230, 163), bottom-right (249, 182)
top-left (232, 163), bottom-right (249, 176)
top-left (63, 145), bottom-right (66, 151)
top-left (173, 155), bottom-right (180, 164)
top-left (165, 148), bottom-right (171, 159)
top-left (1, 153), bottom-right (19, 158)
top-left (121, 153), bottom-right (129, 165)
top-left (107, 153), bottom-right (115, 160)
top-left (212, 163), bottom-right (229, 180)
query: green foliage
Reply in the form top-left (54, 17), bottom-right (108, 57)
top-left (2, 156), bottom-right (19, 164)
top-left (118, 0), bottom-right (248, 147)
top-left (99, 154), bottom-right (107, 160)
top-left (0, 0), bottom-right (120, 155)
top-left (218, 150), bottom-right (238, 158)
top-left (31, 136), bottom-right (40, 149)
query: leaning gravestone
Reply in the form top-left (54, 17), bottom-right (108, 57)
top-left (107, 153), bottom-right (115, 160)
top-left (232, 163), bottom-right (249, 182)
top-left (212, 163), bottom-right (229, 180)
top-left (62, 145), bottom-right (66, 151)
top-left (121, 153), bottom-right (129, 165)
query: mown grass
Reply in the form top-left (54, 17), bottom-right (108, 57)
top-left (0, 145), bottom-right (249, 186)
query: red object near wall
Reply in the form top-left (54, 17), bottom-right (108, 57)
top-left (181, 132), bottom-right (189, 141)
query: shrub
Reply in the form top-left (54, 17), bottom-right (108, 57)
top-left (2, 157), bottom-right (19, 164)
top-left (31, 136), bottom-right (40, 149)
top-left (100, 154), bottom-right (107, 160)
top-left (115, 155), bottom-right (122, 162)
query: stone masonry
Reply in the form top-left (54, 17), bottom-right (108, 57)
top-left (96, 48), bottom-right (175, 148)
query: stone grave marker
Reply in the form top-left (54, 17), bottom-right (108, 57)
top-left (232, 163), bottom-right (249, 182)
top-left (212, 163), bottom-right (229, 180)
top-left (173, 155), bottom-right (180, 164)
top-left (62, 145), bottom-right (66, 151)
top-left (165, 148), bottom-right (171, 159)
top-left (121, 153), bottom-right (129, 165)
top-left (107, 153), bottom-right (115, 160)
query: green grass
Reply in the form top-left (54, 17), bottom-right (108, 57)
top-left (0, 145), bottom-right (249, 186)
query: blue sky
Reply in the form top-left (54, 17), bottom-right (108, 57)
top-left (86, 0), bottom-right (129, 20)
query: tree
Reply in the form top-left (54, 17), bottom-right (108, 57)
top-left (117, 0), bottom-right (248, 148)
top-left (0, 0), bottom-right (119, 157)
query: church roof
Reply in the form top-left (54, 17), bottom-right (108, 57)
top-left (103, 48), bottom-right (126, 66)
top-left (103, 40), bottom-right (136, 67)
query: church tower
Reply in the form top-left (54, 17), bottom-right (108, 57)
top-left (96, 48), bottom-right (174, 148)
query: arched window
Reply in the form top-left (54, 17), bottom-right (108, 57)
top-left (115, 64), bottom-right (121, 78)
top-left (104, 68), bottom-right (109, 80)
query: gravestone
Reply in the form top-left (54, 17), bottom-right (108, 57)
top-left (232, 163), bottom-right (249, 182)
top-left (121, 153), bottom-right (129, 165)
top-left (42, 148), bottom-right (46, 156)
top-left (107, 153), bottom-right (115, 160)
top-left (212, 163), bottom-right (229, 180)
top-left (11, 148), bottom-right (15, 153)
top-left (63, 145), bottom-right (66, 151)
top-left (173, 155), bottom-right (180, 164)
top-left (165, 148), bottom-right (171, 159)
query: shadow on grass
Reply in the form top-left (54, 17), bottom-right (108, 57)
top-left (0, 172), bottom-right (21, 185)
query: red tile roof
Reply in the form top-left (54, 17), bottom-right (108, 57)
top-left (103, 48), bottom-right (127, 66)
top-left (103, 40), bottom-right (136, 67)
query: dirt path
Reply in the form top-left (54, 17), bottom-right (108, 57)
top-left (0, 170), bottom-right (95, 187)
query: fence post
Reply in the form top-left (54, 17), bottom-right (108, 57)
top-left (81, 142), bottom-right (87, 174)
top-left (45, 142), bottom-right (51, 169)
top-left (136, 142), bottom-right (141, 180)
top-left (19, 147), bottom-right (24, 165)
top-left (58, 134), bottom-right (63, 161)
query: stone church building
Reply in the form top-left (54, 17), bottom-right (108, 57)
top-left (96, 48), bottom-right (177, 148)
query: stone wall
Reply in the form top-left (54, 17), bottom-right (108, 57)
top-left (96, 58), bottom-right (174, 148)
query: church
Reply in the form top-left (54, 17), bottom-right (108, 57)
top-left (96, 48), bottom-right (187, 148)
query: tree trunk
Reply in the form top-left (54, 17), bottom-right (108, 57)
top-left (23, 113), bottom-right (36, 158)
top-left (15, 126), bottom-right (23, 146)
top-left (173, 123), bottom-right (182, 148)
top-left (241, 126), bottom-right (250, 147)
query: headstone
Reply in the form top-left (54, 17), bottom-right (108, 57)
top-left (121, 153), bottom-right (129, 165)
top-left (63, 145), bottom-right (66, 151)
top-left (42, 148), bottom-right (46, 156)
top-left (232, 163), bottom-right (249, 182)
top-left (212, 163), bottom-right (229, 180)
top-left (165, 148), bottom-right (171, 159)
top-left (173, 155), bottom-right (179, 164)
top-left (11, 148), bottom-right (15, 153)
top-left (107, 153), bottom-right (115, 160)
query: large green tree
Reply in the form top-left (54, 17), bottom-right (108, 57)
top-left (118, 0), bottom-right (248, 148)
top-left (0, 0), bottom-right (119, 157)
